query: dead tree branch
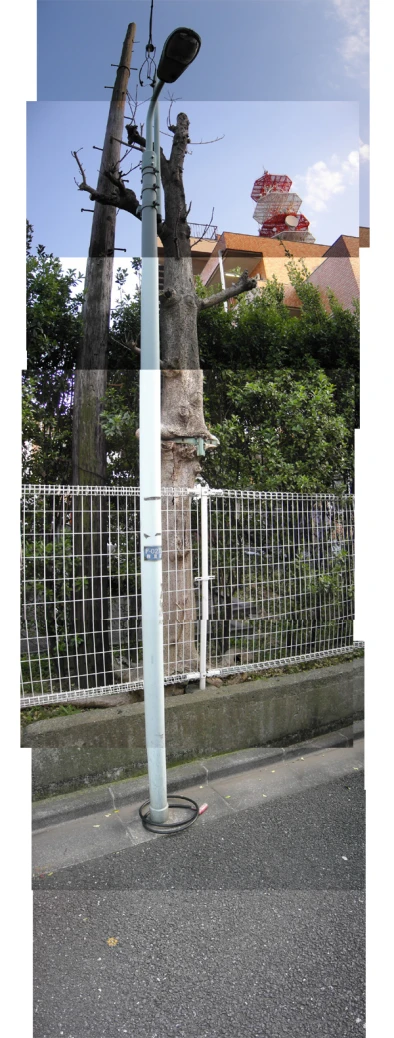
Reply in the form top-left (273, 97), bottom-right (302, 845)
top-left (72, 149), bottom-right (142, 218)
top-left (126, 84), bottom-right (145, 126)
top-left (197, 270), bottom-right (257, 311)
top-left (108, 333), bottom-right (164, 367)
top-left (188, 134), bottom-right (225, 146)
top-left (190, 207), bottom-right (215, 249)
top-left (166, 93), bottom-right (182, 132)
top-left (72, 148), bottom-right (88, 185)
top-left (159, 129), bottom-right (224, 147)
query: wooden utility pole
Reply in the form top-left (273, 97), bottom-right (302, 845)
top-left (72, 23), bottom-right (136, 690)
top-left (72, 21), bottom-right (136, 484)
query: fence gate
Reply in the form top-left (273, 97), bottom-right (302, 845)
top-left (200, 487), bottom-right (358, 686)
top-left (20, 485), bottom-right (360, 707)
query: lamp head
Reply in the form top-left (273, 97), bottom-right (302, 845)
top-left (157, 27), bottom-right (201, 83)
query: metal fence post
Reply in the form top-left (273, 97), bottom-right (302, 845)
top-left (197, 486), bottom-right (209, 690)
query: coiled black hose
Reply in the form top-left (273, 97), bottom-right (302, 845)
top-left (139, 794), bottom-right (199, 835)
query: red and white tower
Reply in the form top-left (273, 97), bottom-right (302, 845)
top-left (251, 171), bottom-right (315, 243)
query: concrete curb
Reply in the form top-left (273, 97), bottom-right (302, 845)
top-left (26, 659), bottom-right (364, 799)
top-left (32, 720), bottom-right (363, 831)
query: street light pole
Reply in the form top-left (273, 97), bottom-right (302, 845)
top-left (139, 29), bottom-right (201, 827)
top-left (139, 77), bottom-right (168, 824)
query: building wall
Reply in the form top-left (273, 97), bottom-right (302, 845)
top-left (190, 229), bottom-right (363, 313)
top-left (257, 255), bottom-right (327, 285)
top-left (200, 233), bottom-right (328, 287)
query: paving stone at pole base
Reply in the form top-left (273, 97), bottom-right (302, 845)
top-left (24, 659), bottom-right (364, 798)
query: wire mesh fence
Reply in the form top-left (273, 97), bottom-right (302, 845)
top-left (20, 485), bottom-right (359, 707)
top-left (205, 489), bottom-right (356, 676)
top-left (20, 485), bottom-right (201, 706)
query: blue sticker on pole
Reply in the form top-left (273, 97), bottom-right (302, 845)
top-left (144, 546), bottom-right (162, 561)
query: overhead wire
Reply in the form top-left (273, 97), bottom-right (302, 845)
top-left (138, 0), bottom-right (157, 86)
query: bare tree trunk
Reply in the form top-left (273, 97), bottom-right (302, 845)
top-left (157, 115), bottom-right (217, 675)
top-left (72, 23), bottom-right (136, 689)
top-left (161, 441), bottom-right (202, 677)
top-left (160, 258), bottom-right (200, 369)
top-left (160, 368), bottom-right (215, 677)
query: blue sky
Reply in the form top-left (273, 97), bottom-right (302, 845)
top-left (27, 98), bottom-right (361, 256)
top-left (37, 1), bottom-right (369, 106)
top-left (28, 0), bottom-right (370, 255)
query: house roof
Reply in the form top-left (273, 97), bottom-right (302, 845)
top-left (217, 231), bottom-right (329, 257)
top-left (323, 234), bottom-right (360, 258)
top-left (201, 231), bottom-right (329, 286)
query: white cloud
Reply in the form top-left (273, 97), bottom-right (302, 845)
top-left (303, 163), bottom-right (345, 212)
top-left (293, 150), bottom-right (359, 213)
top-left (341, 150), bottom-right (359, 184)
top-left (330, 0), bottom-right (369, 79)
top-left (359, 138), bottom-right (370, 163)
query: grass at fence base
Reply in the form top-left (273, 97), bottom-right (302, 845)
top-left (20, 648), bottom-right (364, 728)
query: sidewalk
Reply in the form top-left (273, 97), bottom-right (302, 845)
top-left (32, 722), bottom-right (364, 878)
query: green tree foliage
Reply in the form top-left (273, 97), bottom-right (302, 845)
top-left (22, 372), bottom-right (75, 484)
top-left (98, 366), bottom-right (354, 493)
top-left (24, 236), bottom-right (357, 491)
top-left (23, 224), bottom-right (84, 483)
top-left (26, 222), bottom-right (83, 371)
top-left (100, 372), bottom-right (139, 483)
top-left (202, 369), bottom-right (352, 492)
top-left (106, 264), bottom-right (141, 369)
top-left (198, 262), bottom-right (359, 387)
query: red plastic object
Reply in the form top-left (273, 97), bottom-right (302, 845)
top-left (198, 803), bottom-right (209, 815)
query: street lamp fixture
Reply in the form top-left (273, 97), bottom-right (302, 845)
top-left (157, 28), bottom-right (201, 83)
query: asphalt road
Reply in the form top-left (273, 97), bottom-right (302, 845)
top-left (33, 756), bottom-right (365, 1037)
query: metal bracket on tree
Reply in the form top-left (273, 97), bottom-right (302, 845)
top-left (170, 434), bottom-right (220, 457)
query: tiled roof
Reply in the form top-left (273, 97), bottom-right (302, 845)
top-left (359, 227), bottom-right (370, 248)
top-left (219, 231), bottom-right (328, 257)
top-left (323, 234), bottom-right (359, 258)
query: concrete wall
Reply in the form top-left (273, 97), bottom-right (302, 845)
top-left (24, 659), bottom-right (364, 799)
